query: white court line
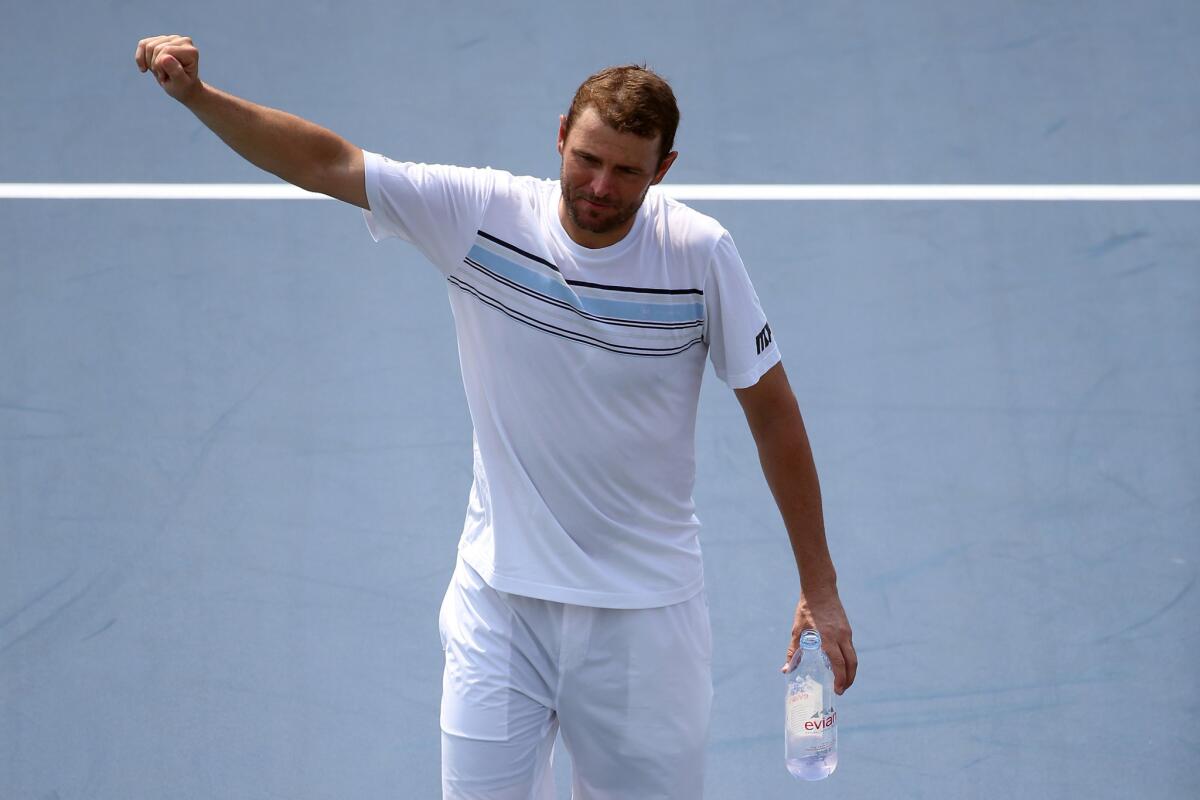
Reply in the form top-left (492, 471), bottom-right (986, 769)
top-left (667, 185), bottom-right (1200, 201)
top-left (1, 183), bottom-right (1200, 201)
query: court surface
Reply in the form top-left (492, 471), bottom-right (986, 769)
top-left (2, 2), bottom-right (1198, 798)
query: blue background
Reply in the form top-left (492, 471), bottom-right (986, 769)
top-left (2, 2), bottom-right (1197, 797)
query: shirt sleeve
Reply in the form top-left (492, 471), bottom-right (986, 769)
top-left (360, 149), bottom-right (496, 276)
top-left (703, 232), bottom-right (782, 389)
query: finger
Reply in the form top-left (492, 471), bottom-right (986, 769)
top-left (841, 637), bottom-right (858, 690)
top-left (153, 46), bottom-right (182, 72)
top-left (142, 35), bottom-right (171, 73)
top-left (146, 41), bottom-right (164, 77)
top-left (148, 36), bottom-right (188, 77)
top-left (154, 49), bottom-right (189, 84)
top-left (136, 36), bottom-right (167, 71)
top-left (163, 45), bottom-right (197, 75)
top-left (159, 51), bottom-right (184, 74)
top-left (153, 55), bottom-right (169, 83)
top-left (159, 54), bottom-right (181, 84)
top-left (137, 37), bottom-right (162, 73)
top-left (824, 642), bottom-right (847, 695)
top-left (781, 626), bottom-right (803, 672)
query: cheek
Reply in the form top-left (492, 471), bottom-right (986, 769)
top-left (563, 165), bottom-right (592, 192)
top-left (617, 177), bottom-right (651, 204)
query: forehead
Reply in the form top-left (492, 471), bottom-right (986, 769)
top-left (565, 106), bottom-right (662, 166)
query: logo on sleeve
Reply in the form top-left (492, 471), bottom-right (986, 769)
top-left (755, 323), bottom-right (773, 355)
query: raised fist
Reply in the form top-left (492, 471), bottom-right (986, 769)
top-left (135, 35), bottom-right (200, 102)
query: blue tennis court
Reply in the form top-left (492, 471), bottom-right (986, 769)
top-left (2, 2), bottom-right (1197, 797)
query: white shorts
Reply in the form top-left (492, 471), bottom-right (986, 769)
top-left (438, 555), bottom-right (714, 800)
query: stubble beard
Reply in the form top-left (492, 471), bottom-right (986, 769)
top-left (560, 166), bottom-right (649, 236)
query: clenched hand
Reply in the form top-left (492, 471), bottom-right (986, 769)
top-left (135, 35), bottom-right (201, 103)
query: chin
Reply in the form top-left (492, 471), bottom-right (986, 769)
top-left (571, 205), bottom-right (618, 234)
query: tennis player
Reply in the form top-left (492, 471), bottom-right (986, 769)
top-left (137, 34), bottom-right (856, 799)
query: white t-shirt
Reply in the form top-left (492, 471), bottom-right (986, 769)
top-left (361, 150), bottom-right (781, 608)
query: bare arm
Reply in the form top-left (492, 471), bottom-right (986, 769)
top-left (735, 361), bottom-right (857, 694)
top-left (135, 35), bottom-right (367, 209)
top-left (737, 364), bottom-right (836, 588)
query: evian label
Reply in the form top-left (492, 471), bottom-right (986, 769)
top-left (787, 678), bottom-right (836, 736)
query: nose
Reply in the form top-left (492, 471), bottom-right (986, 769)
top-left (589, 169), bottom-right (616, 200)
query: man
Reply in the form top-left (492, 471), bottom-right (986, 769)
top-left (136, 34), bottom-right (856, 799)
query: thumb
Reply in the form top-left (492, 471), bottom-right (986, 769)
top-left (160, 55), bottom-right (183, 79)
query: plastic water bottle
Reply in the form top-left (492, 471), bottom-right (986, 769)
top-left (784, 628), bottom-right (838, 780)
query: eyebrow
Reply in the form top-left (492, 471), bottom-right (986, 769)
top-left (571, 147), bottom-right (645, 174)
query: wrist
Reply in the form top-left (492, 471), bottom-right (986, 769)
top-left (179, 79), bottom-right (209, 110)
top-left (800, 571), bottom-right (838, 599)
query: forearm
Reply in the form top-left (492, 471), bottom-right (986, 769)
top-left (181, 82), bottom-right (349, 192)
top-left (751, 413), bottom-right (838, 595)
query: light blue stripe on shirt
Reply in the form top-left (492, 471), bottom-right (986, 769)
top-left (466, 245), bottom-right (704, 324)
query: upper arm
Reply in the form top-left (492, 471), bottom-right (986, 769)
top-left (734, 361), bottom-right (800, 436)
top-left (316, 141), bottom-right (368, 209)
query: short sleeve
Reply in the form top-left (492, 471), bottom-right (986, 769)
top-left (703, 232), bottom-right (782, 389)
top-left (361, 149), bottom-right (496, 276)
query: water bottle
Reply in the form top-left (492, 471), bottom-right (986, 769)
top-left (784, 628), bottom-right (838, 780)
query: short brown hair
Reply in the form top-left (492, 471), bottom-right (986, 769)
top-left (564, 65), bottom-right (680, 164)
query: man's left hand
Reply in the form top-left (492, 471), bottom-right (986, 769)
top-left (781, 590), bottom-right (857, 695)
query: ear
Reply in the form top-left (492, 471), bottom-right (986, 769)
top-left (557, 114), bottom-right (568, 157)
top-left (650, 151), bottom-right (678, 186)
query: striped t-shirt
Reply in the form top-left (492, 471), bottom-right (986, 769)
top-left (361, 150), bottom-right (781, 608)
